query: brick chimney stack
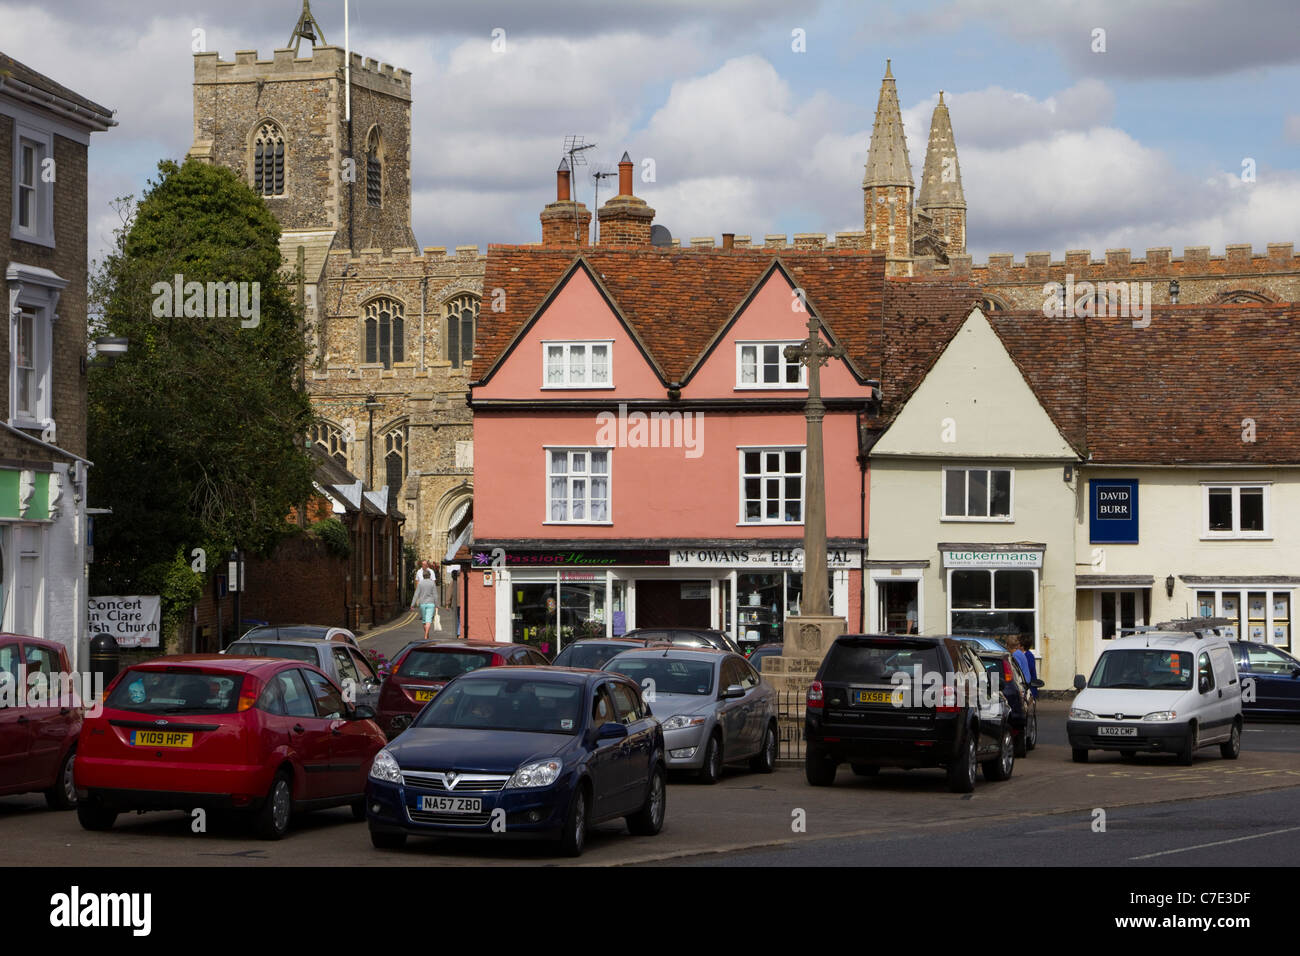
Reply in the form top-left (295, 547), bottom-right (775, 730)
top-left (598, 150), bottom-right (655, 245)
top-left (540, 157), bottom-right (591, 247)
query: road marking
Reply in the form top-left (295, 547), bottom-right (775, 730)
top-left (1130, 825), bottom-right (1300, 860)
top-left (358, 610), bottom-right (416, 642)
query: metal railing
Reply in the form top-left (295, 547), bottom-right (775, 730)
top-left (775, 689), bottom-right (806, 760)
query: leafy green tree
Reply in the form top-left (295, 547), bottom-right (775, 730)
top-left (88, 159), bottom-right (316, 610)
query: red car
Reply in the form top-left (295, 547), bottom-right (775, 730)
top-left (0, 634), bottom-right (82, 810)
top-left (378, 641), bottom-right (548, 737)
top-left (75, 655), bottom-right (386, 839)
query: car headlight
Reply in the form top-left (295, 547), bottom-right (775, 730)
top-left (661, 714), bottom-right (707, 731)
top-left (507, 759), bottom-right (562, 789)
top-left (1068, 708), bottom-right (1096, 720)
top-left (369, 748), bottom-right (402, 784)
top-left (1143, 710), bottom-right (1178, 721)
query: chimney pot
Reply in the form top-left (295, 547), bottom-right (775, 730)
top-left (556, 158), bottom-right (571, 202)
top-left (618, 151), bottom-right (634, 197)
top-left (722, 233), bottom-right (735, 250)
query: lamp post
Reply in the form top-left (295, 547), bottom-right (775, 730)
top-left (364, 393), bottom-right (382, 488)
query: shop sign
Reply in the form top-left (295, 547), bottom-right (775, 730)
top-left (1090, 479), bottom-right (1139, 544)
top-left (941, 550), bottom-right (1043, 569)
top-left (473, 549), bottom-right (669, 567)
top-left (670, 548), bottom-right (860, 569)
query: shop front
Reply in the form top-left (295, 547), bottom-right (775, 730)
top-left (939, 544), bottom-right (1044, 651)
top-left (474, 544), bottom-right (860, 655)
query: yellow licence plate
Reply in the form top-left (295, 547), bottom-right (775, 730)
top-left (414, 690), bottom-right (437, 702)
top-left (854, 690), bottom-right (895, 704)
top-left (130, 731), bottom-right (194, 748)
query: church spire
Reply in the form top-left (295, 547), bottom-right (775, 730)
top-left (918, 89), bottom-right (966, 254)
top-left (862, 60), bottom-right (915, 274)
top-left (862, 59), bottom-right (913, 189)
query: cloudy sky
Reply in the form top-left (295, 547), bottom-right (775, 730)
top-left (5, 0), bottom-right (1299, 265)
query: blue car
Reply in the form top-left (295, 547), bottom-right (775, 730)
top-left (1229, 640), bottom-right (1300, 717)
top-left (365, 667), bottom-right (666, 856)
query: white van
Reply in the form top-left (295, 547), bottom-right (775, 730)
top-left (1067, 620), bottom-right (1242, 765)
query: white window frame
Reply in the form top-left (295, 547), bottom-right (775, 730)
top-left (5, 263), bottom-right (64, 431)
top-left (542, 340), bottom-right (613, 389)
top-left (738, 446), bottom-right (806, 526)
top-left (1201, 482), bottom-right (1270, 539)
top-left (11, 126), bottom-right (55, 247)
top-left (735, 341), bottom-right (806, 389)
top-left (946, 566), bottom-right (1040, 653)
top-left (544, 446), bottom-right (612, 525)
top-left (941, 466), bottom-right (1015, 522)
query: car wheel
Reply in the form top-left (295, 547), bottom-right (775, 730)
top-left (1178, 724), bottom-right (1197, 766)
top-left (558, 784), bottom-right (589, 857)
top-left (1220, 719), bottom-right (1242, 760)
top-left (1071, 747), bottom-right (1089, 763)
top-left (1025, 711), bottom-right (1038, 752)
top-left (804, 747), bottom-right (837, 787)
top-left (749, 722), bottom-right (777, 773)
top-left (1013, 726), bottom-right (1028, 759)
top-left (76, 799), bottom-right (117, 832)
top-left (850, 763), bottom-right (880, 777)
top-left (351, 798), bottom-right (366, 822)
top-left (627, 765), bottom-right (666, 836)
top-left (44, 745), bottom-right (78, 811)
top-left (983, 725), bottom-right (1015, 782)
top-left (369, 828), bottom-right (407, 849)
top-left (253, 770), bottom-right (293, 840)
top-left (698, 734), bottom-right (723, 785)
top-left (947, 730), bottom-right (977, 793)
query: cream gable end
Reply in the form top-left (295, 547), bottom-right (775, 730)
top-left (872, 308), bottom-right (1075, 459)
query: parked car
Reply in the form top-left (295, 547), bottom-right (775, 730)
top-left (377, 641), bottom-right (548, 738)
top-left (974, 650), bottom-right (1042, 757)
top-left (366, 667), bottom-right (666, 856)
top-left (0, 634), bottom-right (82, 809)
top-left (603, 647), bottom-right (778, 781)
top-left (1068, 621), bottom-right (1243, 764)
top-left (745, 643), bottom-right (785, 673)
top-left (804, 634), bottom-right (1015, 792)
top-left (1228, 640), bottom-right (1300, 717)
top-left (75, 655), bottom-right (386, 839)
top-left (621, 627), bottom-right (742, 655)
top-left (552, 637), bottom-right (666, 669)
top-left (952, 634), bottom-right (1010, 654)
top-left (225, 638), bottom-right (383, 712)
top-left (237, 625), bottom-right (359, 648)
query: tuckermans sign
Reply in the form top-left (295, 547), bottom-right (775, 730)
top-left (941, 550), bottom-right (1043, 569)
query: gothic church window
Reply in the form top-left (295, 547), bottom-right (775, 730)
top-left (384, 424), bottom-right (407, 497)
top-left (308, 421), bottom-right (348, 468)
top-left (446, 294), bottom-right (479, 369)
top-left (364, 297), bottom-right (405, 368)
top-left (365, 127), bottom-right (383, 207)
top-left (253, 122), bottom-right (286, 196)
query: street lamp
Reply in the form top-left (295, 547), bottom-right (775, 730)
top-left (364, 393), bottom-right (383, 487)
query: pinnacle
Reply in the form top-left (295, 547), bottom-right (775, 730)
top-left (918, 92), bottom-right (965, 209)
top-left (862, 61), bottom-right (913, 188)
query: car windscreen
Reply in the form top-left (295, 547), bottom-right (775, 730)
top-left (822, 641), bottom-right (945, 683)
top-left (397, 649), bottom-right (493, 680)
top-left (1089, 649), bottom-right (1193, 690)
top-left (414, 677), bottom-right (583, 734)
top-left (554, 643), bottom-right (627, 669)
top-left (605, 656), bottom-right (715, 695)
top-left (106, 668), bottom-right (244, 715)
top-left (228, 642), bottom-right (317, 663)
top-left (277, 626), bottom-right (331, 641)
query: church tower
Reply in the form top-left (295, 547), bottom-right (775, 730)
top-left (188, 0), bottom-right (415, 254)
top-left (862, 60), bottom-right (915, 276)
top-left (916, 90), bottom-right (966, 258)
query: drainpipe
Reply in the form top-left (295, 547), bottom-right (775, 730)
top-left (856, 408), bottom-right (868, 633)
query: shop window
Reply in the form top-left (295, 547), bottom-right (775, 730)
top-left (544, 341), bottom-right (611, 387)
top-left (1203, 484), bottom-right (1268, 537)
top-left (740, 448), bottom-right (804, 524)
top-left (1195, 588), bottom-right (1289, 647)
top-left (950, 568), bottom-right (1036, 650)
top-left (547, 448), bottom-right (610, 523)
top-left (943, 467), bottom-right (1012, 520)
top-left (736, 342), bottom-right (805, 388)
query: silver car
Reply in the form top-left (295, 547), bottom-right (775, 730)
top-left (603, 648), bottom-right (777, 783)
top-left (224, 639), bottom-right (382, 712)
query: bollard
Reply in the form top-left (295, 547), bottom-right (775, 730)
top-left (88, 632), bottom-right (120, 688)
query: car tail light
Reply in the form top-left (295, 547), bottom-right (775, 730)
top-left (491, 653), bottom-right (506, 666)
top-left (237, 675), bottom-right (263, 712)
top-left (936, 685), bottom-right (958, 713)
top-left (806, 680), bottom-right (824, 709)
top-left (1002, 660), bottom-right (1014, 685)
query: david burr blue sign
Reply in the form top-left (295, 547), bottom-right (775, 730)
top-left (1090, 479), bottom-right (1139, 544)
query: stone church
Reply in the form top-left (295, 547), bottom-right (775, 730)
top-left (184, 3), bottom-right (1297, 586)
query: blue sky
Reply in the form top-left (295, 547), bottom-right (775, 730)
top-left (4, 0), bottom-right (1298, 264)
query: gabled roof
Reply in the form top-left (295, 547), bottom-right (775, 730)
top-left (474, 246), bottom-right (889, 386)
top-left (0, 51), bottom-right (115, 130)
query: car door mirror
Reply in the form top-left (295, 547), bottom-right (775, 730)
top-left (596, 721), bottom-right (627, 741)
top-left (1291, 666), bottom-right (1300, 679)
top-left (1031, 679), bottom-right (1045, 689)
top-left (1199, 675), bottom-right (1211, 694)
top-left (721, 683), bottom-right (745, 700)
top-left (1073, 674), bottom-right (1086, 691)
top-left (350, 704), bottom-right (376, 721)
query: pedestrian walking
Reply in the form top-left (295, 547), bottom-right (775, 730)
top-left (411, 567), bottom-right (440, 641)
